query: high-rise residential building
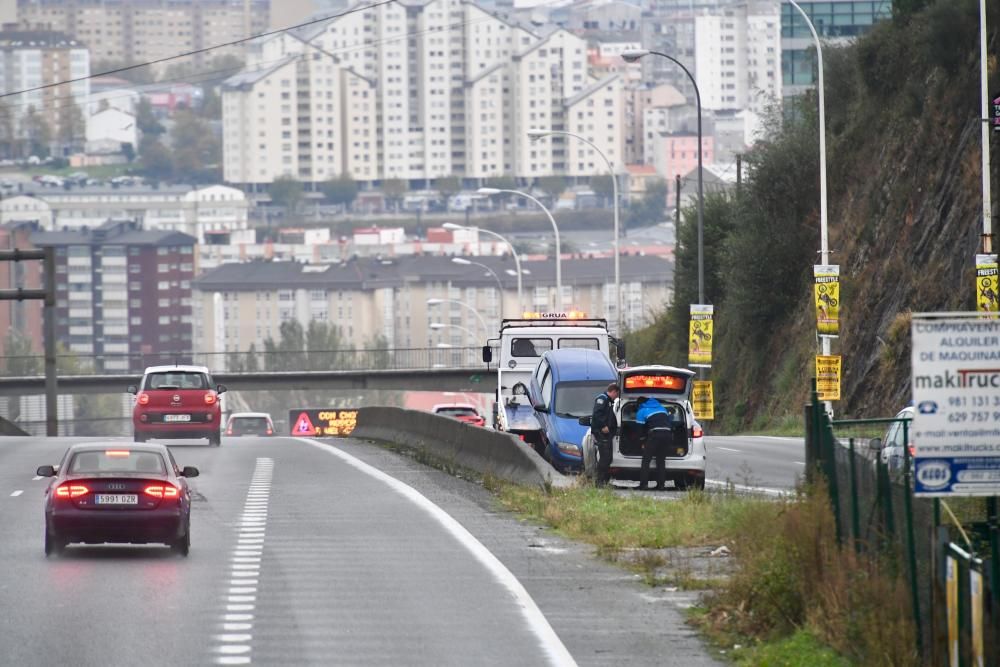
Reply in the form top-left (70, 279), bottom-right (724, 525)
top-left (16, 0), bottom-right (268, 70)
top-left (221, 0), bottom-right (624, 186)
top-left (0, 30), bottom-right (89, 157)
top-left (781, 0), bottom-right (890, 101)
top-left (31, 221), bottom-right (197, 372)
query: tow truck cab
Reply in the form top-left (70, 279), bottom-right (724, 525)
top-left (482, 312), bottom-right (625, 455)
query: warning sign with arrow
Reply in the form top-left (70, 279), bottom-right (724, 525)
top-left (288, 408), bottom-right (359, 437)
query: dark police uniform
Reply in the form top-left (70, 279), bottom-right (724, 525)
top-left (591, 391), bottom-right (618, 486)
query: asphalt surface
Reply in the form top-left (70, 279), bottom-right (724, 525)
top-left (0, 435), bottom-right (723, 666)
top-left (705, 435), bottom-right (805, 491)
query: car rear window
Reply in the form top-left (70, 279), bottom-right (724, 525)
top-left (69, 450), bottom-right (166, 475)
top-left (231, 417), bottom-right (269, 429)
top-left (437, 407), bottom-right (478, 417)
top-left (146, 371), bottom-right (208, 390)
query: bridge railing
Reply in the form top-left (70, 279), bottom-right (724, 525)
top-left (1, 347), bottom-right (492, 375)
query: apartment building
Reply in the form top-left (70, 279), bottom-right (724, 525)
top-left (16, 0), bottom-right (268, 70)
top-left (192, 254), bottom-right (673, 362)
top-left (0, 30), bottom-right (89, 157)
top-left (30, 220), bottom-right (197, 372)
top-left (0, 184), bottom-right (249, 244)
top-left (222, 0), bottom-right (624, 186)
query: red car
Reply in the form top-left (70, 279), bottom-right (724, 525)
top-left (432, 403), bottom-right (486, 427)
top-left (130, 365), bottom-right (227, 446)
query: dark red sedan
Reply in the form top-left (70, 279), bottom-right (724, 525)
top-left (37, 443), bottom-right (199, 557)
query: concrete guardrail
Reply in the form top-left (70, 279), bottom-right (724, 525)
top-left (352, 407), bottom-right (570, 489)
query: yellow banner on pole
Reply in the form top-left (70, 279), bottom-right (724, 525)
top-left (975, 254), bottom-right (998, 313)
top-left (814, 265), bottom-right (840, 337)
top-left (688, 304), bottom-right (713, 367)
top-left (815, 355), bottom-right (841, 401)
top-left (692, 380), bottom-right (714, 421)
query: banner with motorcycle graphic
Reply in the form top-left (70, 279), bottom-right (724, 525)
top-left (688, 304), bottom-right (713, 368)
top-left (814, 265), bottom-right (840, 337)
top-left (975, 254), bottom-right (998, 313)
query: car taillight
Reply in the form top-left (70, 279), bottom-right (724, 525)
top-left (204, 392), bottom-right (217, 405)
top-left (908, 444), bottom-right (916, 458)
top-left (138, 393), bottom-right (150, 405)
top-left (226, 427), bottom-right (233, 435)
top-left (266, 427), bottom-right (273, 435)
top-left (692, 425), bottom-right (704, 439)
top-left (144, 484), bottom-right (179, 499)
top-left (56, 484), bottom-right (89, 499)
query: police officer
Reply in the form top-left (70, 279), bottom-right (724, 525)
top-left (635, 396), bottom-right (676, 491)
top-left (591, 382), bottom-right (620, 487)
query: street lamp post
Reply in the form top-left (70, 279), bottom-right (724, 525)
top-left (430, 321), bottom-right (478, 347)
top-left (442, 222), bottom-right (524, 310)
top-left (622, 49), bottom-right (705, 307)
top-left (783, 1), bottom-right (831, 361)
top-left (426, 297), bottom-right (489, 337)
top-left (477, 187), bottom-right (562, 305)
top-left (452, 256), bottom-right (505, 321)
top-left (527, 129), bottom-right (621, 333)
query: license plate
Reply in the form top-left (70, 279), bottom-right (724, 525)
top-left (164, 414), bottom-right (191, 422)
top-left (95, 494), bottom-right (138, 505)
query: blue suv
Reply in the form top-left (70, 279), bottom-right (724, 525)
top-left (528, 348), bottom-right (618, 473)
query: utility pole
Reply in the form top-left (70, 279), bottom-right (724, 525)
top-left (675, 173), bottom-right (681, 228)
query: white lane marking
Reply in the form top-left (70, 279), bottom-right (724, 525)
top-left (32, 476), bottom-right (42, 481)
top-left (10, 490), bottom-right (24, 497)
top-left (795, 461), bottom-right (806, 466)
top-left (704, 479), bottom-right (790, 497)
top-left (296, 438), bottom-right (577, 667)
top-left (753, 436), bottom-right (802, 441)
top-left (214, 457), bottom-right (272, 666)
top-left (715, 447), bottom-right (741, 453)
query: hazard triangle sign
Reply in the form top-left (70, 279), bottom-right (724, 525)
top-left (293, 412), bottom-right (317, 436)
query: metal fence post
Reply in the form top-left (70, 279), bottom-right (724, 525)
top-left (988, 497), bottom-right (1000, 665)
top-left (848, 437), bottom-right (861, 553)
top-left (902, 421), bottom-right (923, 657)
top-left (821, 413), bottom-right (842, 544)
top-left (43, 247), bottom-right (58, 437)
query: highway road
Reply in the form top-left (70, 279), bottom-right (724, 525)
top-left (705, 435), bottom-right (805, 492)
top-left (0, 435), bottom-right (722, 666)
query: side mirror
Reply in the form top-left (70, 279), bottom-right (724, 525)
top-left (482, 346), bottom-right (493, 363)
top-left (36, 465), bottom-right (56, 477)
top-left (126, 385), bottom-right (137, 394)
top-left (216, 384), bottom-right (228, 394)
top-left (181, 466), bottom-right (200, 478)
top-left (578, 416), bottom-right (591, 426)
top-left (868, 437), bottom-right (882, 451)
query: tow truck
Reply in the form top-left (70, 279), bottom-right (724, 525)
top-left (481, 312), bottom-right (625, 457)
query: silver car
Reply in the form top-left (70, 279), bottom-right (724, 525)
top-left (870, 406), bottom-right (914, 474)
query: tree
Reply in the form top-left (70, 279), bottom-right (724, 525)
top-left (381, 178), bottom-right (408, 212)
top-left (170, 109), bottom-right (221, 181)
top-left (625, 178), bottom-right (668, 229)
top-left (321, 173), bottom-right (359, 210)
top-left (433, 175), bottom-right (462, 209)
top-left (24, 107), bottom-right (52, 158)
top-left (56, 103), bottom-right (85, 151)
top-left (537, 175), bottom-right (567, 203)
top-left (138, 137), bottom-right (174, 181)
top-left (136, 98), bottom-right (165, 137)
top-left (261, 320), bottom-right (345, 371)
top-left (269, 176), bottom-right (304, 216)
top-left (121, 142), bottom-right (136, 163)
top-left (92, 59), bottom-right (157, 85)
top-left (590, 174), bottom-right (616, 207)
top-left (0, 102), bottom-right (15, 158)
top-left (485, 174), bottom-right (517, 191)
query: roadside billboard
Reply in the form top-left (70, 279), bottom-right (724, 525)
top-left (911, 313), bottom-right (1000, 496)
top-left (290, 409), bottom-right (358, 437)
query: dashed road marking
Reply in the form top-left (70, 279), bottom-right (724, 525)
top-left (715, 447), bottom-right (741, 453)
top-left (213, 457), bottom-right (273, 665)
top-left (10, 490), bottom-right (23, 497)
top-left (32, 476), bottom-right (42, 481)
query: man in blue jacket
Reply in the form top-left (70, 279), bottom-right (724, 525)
top-left (635, 396), bottom-right (677, 491)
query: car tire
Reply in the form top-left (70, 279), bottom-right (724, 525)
top-left (44, 527), bottom-right (64, 557)
top-left (689, 475), bottom-right (706, 491)
top-left (172, 523), bottom-right (190, 557)
top-left (208, 431), bottom-right (221, 447)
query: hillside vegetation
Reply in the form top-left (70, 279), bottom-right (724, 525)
top-left (628, 0), bottom-right (999, 431)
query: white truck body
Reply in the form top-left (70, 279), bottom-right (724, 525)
top-left (482, 315), bottom-right (622, 438)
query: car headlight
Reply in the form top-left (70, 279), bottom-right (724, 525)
top-left (556, 442), bottom-right (581, 457)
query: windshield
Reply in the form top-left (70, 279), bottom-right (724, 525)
top-left (554, 381), bottom-right (610, 418)
top-left (69, 450), bottom-right (166, 475)
top-left (231, 417), bottom-right (270, 432)
top-left (146, 371), bottom-right (208, 390)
